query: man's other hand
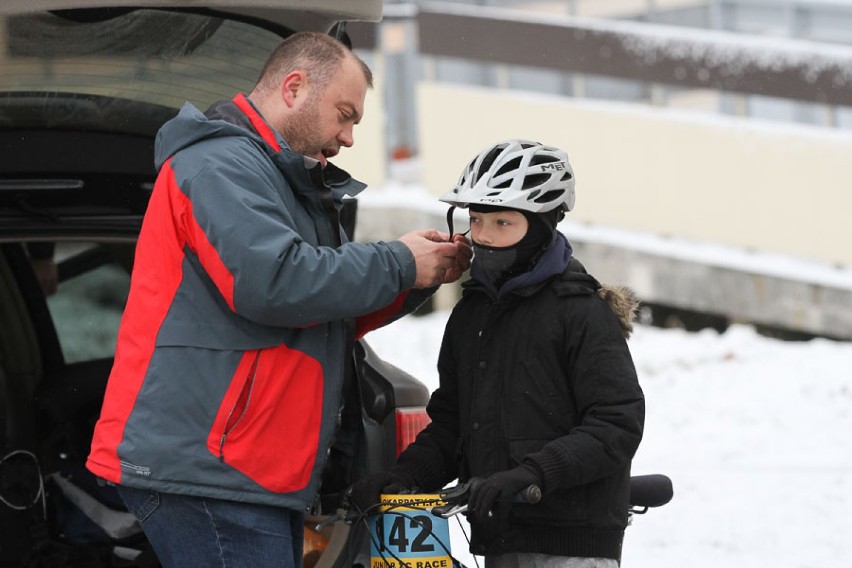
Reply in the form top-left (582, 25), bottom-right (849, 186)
top-left (400, 229), bottom-right (468, 288)
top-left (442, 233), bottom-right (472, 284)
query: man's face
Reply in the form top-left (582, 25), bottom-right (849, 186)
top-left (283, 56), bottom-right (367, 167)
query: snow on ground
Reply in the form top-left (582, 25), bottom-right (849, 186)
top-left (366, 311), bottom-right (852, 568)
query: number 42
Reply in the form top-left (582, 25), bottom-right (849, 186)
top-left (386, 515), bottom-right (435, 553)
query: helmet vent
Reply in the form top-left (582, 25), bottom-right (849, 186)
top-left (533, 189), bottom-right (563, 204)
top-left (561, 171), bottom-right (573, 182)
top-left (477, 148), bottom-right (503, 180)
top-left (522, 173), bottom-right (549, 189)
top-left (495, 157), bottom-right (522, 178)
top-left (530, 155), bottom-right (557, 166)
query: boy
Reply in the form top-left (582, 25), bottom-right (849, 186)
top-left (348, 139), bottom-right (644, 567)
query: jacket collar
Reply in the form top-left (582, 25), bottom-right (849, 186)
top-left (203, 94), bottom-right (367, 198)
top-left (231, 92), bottom-right (281, 152)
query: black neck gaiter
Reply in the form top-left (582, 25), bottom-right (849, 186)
top-left (472, 210), bottom-right (553, 288)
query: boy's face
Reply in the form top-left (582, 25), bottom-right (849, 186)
top-left (469, 209), bottom-right (529, 248)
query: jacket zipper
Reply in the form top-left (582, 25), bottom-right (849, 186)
top-left (219, 349), bottom-right (261, 461)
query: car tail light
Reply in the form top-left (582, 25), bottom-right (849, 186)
top-left (395, 407), bottom-right (430, 456)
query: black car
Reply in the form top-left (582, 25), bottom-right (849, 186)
top-left (0, 3), bottom-right (431, 567)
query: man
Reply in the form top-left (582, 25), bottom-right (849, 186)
top-left (86, 32), bottom-right (470, 568)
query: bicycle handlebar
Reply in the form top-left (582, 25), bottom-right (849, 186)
top-left (517, 483), bottom-right (542, 505)
top-left (430, 477), bottom-right (540, 518)
top-left (629, 474), bottom-right (673, 510)
top-left (431, 473), bottom-right (672, 518)
top-left (328, 473), bottom-right (673, 526)
top-left (464, 477), bottom-right (542, 505)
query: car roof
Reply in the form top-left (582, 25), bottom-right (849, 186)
top-left (0, 1), bottom-right (382, 239)
top-left (0, 0), bottom-right (383, 33)
top-left (0, 0), bottom-right (383, 133)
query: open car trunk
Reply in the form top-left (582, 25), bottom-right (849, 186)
top-left (1, 3), bottom-right (434, 567)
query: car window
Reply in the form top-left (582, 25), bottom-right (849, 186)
top-left (1, 10), bottom-right (285, 130)
top-left (43, 242), bottom-right (132, 364)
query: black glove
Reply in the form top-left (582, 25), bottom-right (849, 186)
top-left (344, 470), bottom-right (414, 514)
top-left (469, 463), bottom-right (541, 523)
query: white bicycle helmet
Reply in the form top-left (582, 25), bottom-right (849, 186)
top-left (440, 139), bottom-right (576, 213)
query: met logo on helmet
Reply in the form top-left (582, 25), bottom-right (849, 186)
top-left (540, 161), bottom-right (567, 171)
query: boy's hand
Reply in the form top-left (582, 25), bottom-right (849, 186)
top-left (344, 470), bottom-right (414, 513)
top-left (469, 464), bottom-right (540, 523)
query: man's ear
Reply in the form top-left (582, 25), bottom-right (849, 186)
top-left (281, 70), bottom-right (307, 108)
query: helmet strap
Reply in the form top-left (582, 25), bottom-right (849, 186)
top-left (445, 205), bottom-right (460, 241)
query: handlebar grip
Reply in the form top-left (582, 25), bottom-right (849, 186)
top-left (517, 484), bottom-right (541, 504)
top-left (470, 478), bottom-right (542, 504)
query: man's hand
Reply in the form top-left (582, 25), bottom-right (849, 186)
top-left (442, 233), bottom-right (472, 284)
top-left (399, 229), bottom-right (468, 288)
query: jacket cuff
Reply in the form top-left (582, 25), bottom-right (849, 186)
top-left (525, 446), bottom-right (567, 494)
top-left (386, 240), bottom-right (417, 290)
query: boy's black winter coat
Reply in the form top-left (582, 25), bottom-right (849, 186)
top-left (395, 240), bottom-right (645, 559)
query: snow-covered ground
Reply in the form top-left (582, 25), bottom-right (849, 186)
top-left (366, 310), bottom-right (852, 568)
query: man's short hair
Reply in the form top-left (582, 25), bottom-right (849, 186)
top-left (254, 31), bottom-right (373, 95)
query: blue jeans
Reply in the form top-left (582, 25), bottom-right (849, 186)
top-left (117, 485), bottom-right (304, 568)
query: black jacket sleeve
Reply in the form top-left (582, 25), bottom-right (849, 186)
top-left (392, 330), bottom-right (461, 492)
top-left (525, 296), bottom-right (645, 493)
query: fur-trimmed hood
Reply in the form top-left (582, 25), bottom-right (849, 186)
top-left (464, 231), bottom-right (641, 339)
top-left (598, 284), bottom-right (640, 339)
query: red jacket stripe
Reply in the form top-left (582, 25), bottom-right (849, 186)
top-left (355, 290), bottom-right (411, 340)
top-left (87, 161), bottom-right (190, 479)
top-left (233, 93), bottom-right (281, 152)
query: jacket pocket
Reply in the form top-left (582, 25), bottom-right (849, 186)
top-left (207, 345), bottom-right (324, 493)
top-left (215, 350), bottom-right (261, 460)
top-left (505, 356), bottom-right (574, 439)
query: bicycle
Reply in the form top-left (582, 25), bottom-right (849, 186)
top-left (319, 474), bottom-right (673, 568)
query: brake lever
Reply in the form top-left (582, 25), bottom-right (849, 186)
top-left (438, 479), bottom-right (474, 502)
top-left (431, 501), bottom-right (468, 518)
top-left (431, 478), bottom-right (479, 518)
